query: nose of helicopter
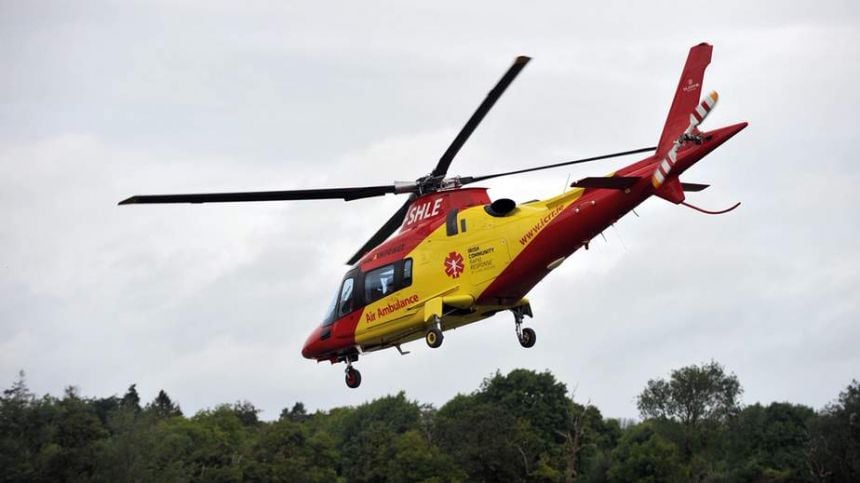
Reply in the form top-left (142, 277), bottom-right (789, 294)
top-left (301, 327), bottom-right (323, 359)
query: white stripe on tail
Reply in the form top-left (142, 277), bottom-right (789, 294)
top-left (652, 91), bottom-right (719, 189)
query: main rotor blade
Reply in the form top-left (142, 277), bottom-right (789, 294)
top-left (347, 194), bottom-right (415, 265)
top-left (431, 56), bottom-right (531, 178)
top-left (118, 185), bottom-right (399, 205)
top-left (460, 146), bottom-right (656, 185)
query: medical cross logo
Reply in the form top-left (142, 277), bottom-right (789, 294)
top-left (443, 251), bottom-right (465, 279)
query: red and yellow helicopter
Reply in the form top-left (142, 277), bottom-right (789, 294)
top-left (121, 43), bottom-right (746, 388)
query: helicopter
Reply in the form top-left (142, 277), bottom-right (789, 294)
top-left (120, 42), bottom-right (747, 388)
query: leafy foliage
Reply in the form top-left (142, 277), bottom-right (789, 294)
top-left (807, 379), bottom-right (860, 481)
top-left (607, 422), bottom-right (686, 482)
top-left (637, 360), bottom-right (742, 426)
top-left (0, 366), bottom-right (857, 482)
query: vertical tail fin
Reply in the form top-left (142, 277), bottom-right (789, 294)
top-left (656, 43), bottom-right (712, 157)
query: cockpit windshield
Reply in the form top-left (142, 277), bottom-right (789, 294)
top-left (319, 260), bottom-right (413, 327)
top-left (321, 291), bottom-right (338, 327)
top-left (321, 272), bottom-right (357, 327)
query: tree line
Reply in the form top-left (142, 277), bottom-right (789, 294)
top-left (0, 362), bottom-right (857, 482)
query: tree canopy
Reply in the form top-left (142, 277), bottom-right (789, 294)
top-left (0, 366), bottom-right (856, 482)
top-left (637, 360), bottom-right (742, 426)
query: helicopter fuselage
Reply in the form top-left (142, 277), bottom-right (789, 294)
top-left (301, 121), bottom-right (746, 363)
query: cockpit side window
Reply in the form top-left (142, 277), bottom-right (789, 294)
top-left (338, 277), bottom-right (355, 317)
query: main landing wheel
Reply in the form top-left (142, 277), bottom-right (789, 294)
top-left (425, 327), bottom-right (444, 348)
top-left (345, 367), bottom-right (362, 389)
top-left (519, 327), bottom-right (536, 348)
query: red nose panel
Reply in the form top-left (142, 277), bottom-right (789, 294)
top-left (302, 310), bottom-right (363, 361)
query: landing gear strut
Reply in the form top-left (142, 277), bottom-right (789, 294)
top-left (425, 316), bottom-right (444, 348)
top-left (513, 306), bottom-right (536, 348)
top-left (343, 355), bottom-right (361, 389)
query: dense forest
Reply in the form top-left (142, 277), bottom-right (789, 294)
top-left (1, 362), bottom-right (857, 482)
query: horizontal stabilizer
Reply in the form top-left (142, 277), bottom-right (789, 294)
top-left (681, 182), bottom-right (709, 192)
top-left (571, 176), bottom-right (640, 190)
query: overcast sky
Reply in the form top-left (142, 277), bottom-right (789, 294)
top-left (1, 1), bottom-right (858, 420)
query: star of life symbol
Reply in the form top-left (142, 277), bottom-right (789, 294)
top-left (443, 251), bottom-right (465, 279)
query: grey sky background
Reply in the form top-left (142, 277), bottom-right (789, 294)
top-left (1, 1), bottom-right (858, 420)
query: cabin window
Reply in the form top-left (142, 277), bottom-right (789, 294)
top-left (364, 264), bottom-right (396, 304)
top-left (338, 277), bottom-right (355, 317)
top-left (363, 259), bottom-right (413, 304)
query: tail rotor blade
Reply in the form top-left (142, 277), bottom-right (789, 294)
top-left (652, 91), bottom-right (719, 189)
top-left (689, 91), bottom-right (718, 129)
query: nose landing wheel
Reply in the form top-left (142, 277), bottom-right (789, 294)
top-left (342, 353), bottom-right (362, 389)
top-left (345, 365), bottom-right (361, 388)
top-left (345, 367), bottom-right (361, 388)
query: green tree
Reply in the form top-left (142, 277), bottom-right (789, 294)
top-left (565, 404), bottom-right (624, 482)
top-left (726, 402), bottom-right (815, 481)
top-left (386, 429), bottom-right (466, 482)
top-left (637, 361), bottom-right (742, 462)
top-left (337, 392), bottom-right (423, 481)
top-left (474, 369), bottom-right (626, 480)
top-left (434, 369), bottom-right (598, 481)
top-left (36, 386), bottom-right (110, 481)
top-left (637, 361), bottom-right (742, 426)
top-left (281, 402), bottom-right (309, 423)
top-left (90, 395), bottom-right (121, 426)
top-left (146, 405), bottom-right (254, 481)
top-left (434, 394), bottom-right (525, 481)
top-left (477, 369), bottom-right (572, 438)
top-left (8, 367), bottom-right (856, 483)
top-left (120, 384), bottom-right (141, 412)
top-left (247, 417), bottom-right (338, 482)
top-left (607, 422), bottom-right (687, 482)
top-left (232, 400), bottom-right (261, 427)
top-left (0, 371), bottom-right (38, 480)
top-left (146, 389), bottom-right (183, 419)
top-left (93, 407), bottom-right (164, 481)
top-left (808, 380), bottom-right (860, 481)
